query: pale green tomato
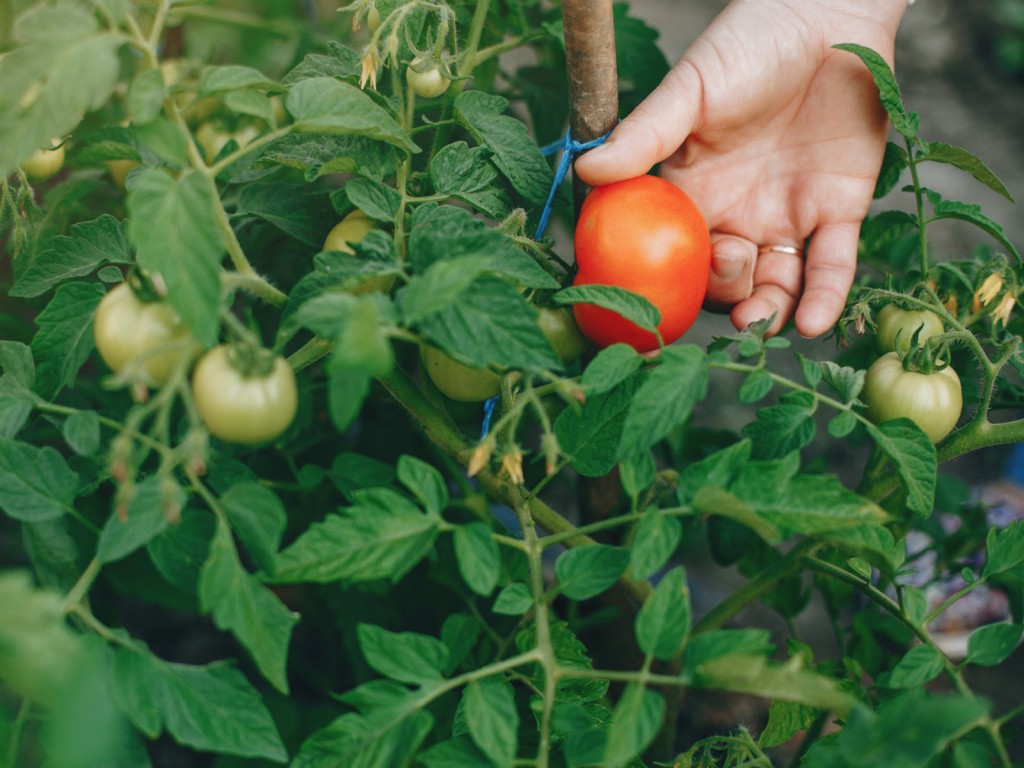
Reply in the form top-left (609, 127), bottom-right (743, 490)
top-left (421, 345), bottom-right (503, 403)
top-left (862, 351), bottom-right (962, 443)
top-left (323, 210), bottom-right (395, 294)
top-left (191, 346), bottom-right (298, 445)
top-left (21, 140), bottom-right (65, 182)
top-left (93, 282), bottom-right (201, 385)
top-left (876, 304), bottom-right (944, 354)
top-left (406, 56), bottom-right (450, 99)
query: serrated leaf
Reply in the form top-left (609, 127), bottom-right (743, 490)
top-left (580, 343), bottom-right (643, 395)
top-left (603, 684), bottom-right (664, 768)
top-left (127, 169), bottom-right (223, 347)
top-left (738, 368), bottom-right (773, 403)
top-left (397, 455), bottom-right (448, 517)
top-left (10, 215), bottom-right (131, 298)
top-left (888, 644), bottom-right (945, 688)
top-left (464, 678), bottom-right (518, 766)
top-left (618, 345), bottom-right (708, 459)
top-left (272, 488), bottom-right (440, 584)
top-left (356, 624), bottom-right (449, 684)
top-left (98, 477), bottom-right (182, 563)
top-left (453, 91), bottom-right (553, 203)
top-left (555, 545), bottom-right (629, 600)
top-left (0, 435), bottom-right (78, 522)
top-left (554, 377), bottom-right (636, 477)
top-left (286, 77), bottom-right (418, 155)
top-left (742, 401), bottom-right (815, 460)
top-left (345, 177), bottom-right (402, 222)
top-left (283, 42), bottom-right (361, 84)
top-left (866, 420), bottom-right (937, 517)
top-left (454, 523), bottom-right (501, 597)
top-left (146, 511), bottom-right (215, 595)
top-left (290, 704), bottom-right (432, 768)
top-left (218, 482), bottom-right (286, 575)
top-left (111, 647), bottom-right (287, 762)
top-left (930, 200), bottom-right (1021, 260)
top-left (635, 567), bottom-right (691, 661)
top-left (198, 518), bottom-right (298, 693)
top-left (555, 284), bottom-right (660, 336)
top-left (834, 43), bottom-right (916, 138)
top-left (30, 281), bottom-right (104, 398)
top-left (198, 64), bottom-right (281, 96)
top-left (919, 141), bottom-right (1014, 202)
top-left (234, 183), bottom-right (336, 246)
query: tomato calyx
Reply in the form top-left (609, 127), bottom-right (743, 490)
top-left (221, 341), bottom-right (281, 380)
top-left (126, 268), bottom-right (168, 304)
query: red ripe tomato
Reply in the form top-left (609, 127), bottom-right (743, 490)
top-left (572, 175), bottom-right (711, 352)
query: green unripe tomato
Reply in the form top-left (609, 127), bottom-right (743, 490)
top-left (21, 139), bottom-right (65, 182)
top-left (862, 351), bottom-right (962, 443)
top-left (406, 55), bottom-right (450, 99)
top-left (421, 345), bottom-right (504, 403)
top-left (93, 282), bottom-right (201, 385)
top-left (876, 304), bottom-right (944, 354)
top-left (323, 210), bottom-right (395, 294)
top-left (191, 345), bottom-right (298, 445)
top-left (537, 307), bottom-right (589, 365)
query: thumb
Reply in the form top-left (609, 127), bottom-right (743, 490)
top-left (573, 61), bottom-right (702, 186)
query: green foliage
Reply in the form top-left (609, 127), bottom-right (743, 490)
top-left (1, 3), bottom-right (1023, 767)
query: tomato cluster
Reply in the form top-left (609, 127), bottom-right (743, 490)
top-left (93, 280), bottom-right (297, 445)
top-left (862, 304), bottom-right (962, 443)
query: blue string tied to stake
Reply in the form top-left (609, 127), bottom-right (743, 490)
top-left (479, 125), bottom-right (613, 441)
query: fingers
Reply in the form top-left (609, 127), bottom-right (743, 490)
top-left (573, 61), bottom-right (702, 186)
top-left (793, 222), bottom-right (859, 338)
top-left (705, 234), bottom-right (757, 312)
top-left (729, 245), bottom-right (805, 336)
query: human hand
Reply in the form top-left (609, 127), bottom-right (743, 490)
top-left (573, 0), bottom-right (907, 337)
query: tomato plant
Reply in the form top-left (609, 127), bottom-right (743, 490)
top-left (191, 345), bottom-right (298, 444)
top-left (3, 4), bottom-right (1024, 768)
top-left (875, 302), bottom-right (945, 353)
top-left (862, 351), bottom-right (963, 442)
top-left (93, 281), bottom-right (200, 386)
top-left (572, 174), bottom-right (711, 352)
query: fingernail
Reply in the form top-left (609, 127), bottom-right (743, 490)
top-left (712, 252), bottom-right (745, 281)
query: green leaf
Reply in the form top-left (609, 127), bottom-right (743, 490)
top-left (875, 141), bottom-right (909, 198)
top-left (464, 678), bottom-right (518, 766)
top-left (827, 410), bottom-right (858, 438)
top-left (356, 624), bottom-right (449, 684)
top-left (291, 704), bottom-right (433, 768)
top-left (618, 345), bottom-right (708, 460)
top-left (0, 384), bottom-right (33, 438)
top-left (406, 204), bottom-right (557, 289)
top-left (866, 420), bottom-right (937, 517)
top-left (677, 440), bottom-right (751, 505)
top-left (10, 215), bottom-right (131, 298)
top-left (454, 522), bottom-right (501, 597)
top-left (198, 64), bottom-right (281, 95)
top-left (110, 647), bottom-right (287, 762)
top-left (397, 455), bottom-right (448, 517)
top-left (133, 117), bottom-right (190, 167)
top-left (0, 435), bottom-right (78, 522)
top-left (286, 77), bottom-right (418, 155)
top-left (681, 629), bottom-right (775, 679)
top-left (694, 654), bottom-right (855, 714)
top-left (62, 409), bottom-right (101, 456)
top-left (272, 488), bottom-right (440, 583)
top-left (128, 67), bottom-right (164, 124)
top-left (234, 183), bottom-right (336, 246)
top-left (98, 477), bottom-right (183, 563)
top-left (419, 737), bottom-right (495, 768)
top-left (453, 90), bottom-right (554, 203)
top-left (930, 200), bottom-right (1021, 261)
top-left (0, 341), bottom-right (36, 390)
top-left (30, 281), bottom-right (104, 398)
top-left (834, 43), bottom-right (917, 138)
top-left (636, 567), bottom-right (691, 661)
top-left (283, 41), bottom-right (362, 84)
top-left (555, 284), bottom-right (661, 336)
top-left (918, 141), bottom-right (1014, 202)
top-left (965, 623), bottom-right (1022, 667)
top-left (419, 277), bottom-right (561, 371)
top-left (580, 343), bottom-right (643, 395)
top-left (493, 583), bottom-right (532, 615)
top-left (630, 509), bottom-right (683, 581)
top-left (603, 684), bottom-right (664, 768)
top-left (741, 398), bottom-right (816, 460)
top-left (218, 482), bottom-right (286, 575)
top-left (146, 510), bottom-right (215, 595)
top-left (428, 141), bottom-right (509, 218)
top-left (128, 169), bottom-right (223, 347)
top-left (555, 545), bottom-right (630, 600)
top-left (692, 486), bottom-right (783, 544)
top-left (400, 257), bottom-right (491, 326)
top-left (0, 12), bottom-right (124, 177)
top-left (738, 368), bottom-right (774, 403)
top-left (983, 520), bottom-right (1024, 582)
top-left (555, 377), bottom-right (637, 477)
top-left (888, 644), bottom-right (945, 688)
top-left (345, 177), bottom-right (403, 222)
top-left (198, 518), bottom-right (298, 693)
top-left (261, 133), bottom-right (397, 182)
top-left (760, 699), bottom-right (819, 749)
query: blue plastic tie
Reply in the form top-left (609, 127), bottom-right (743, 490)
top-left (478, 126), bottom-right (613, 440)
top-left (533, 127), bottom-right (613, 241)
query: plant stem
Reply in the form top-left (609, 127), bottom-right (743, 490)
top-left (905, 136), bottom-right (930, 276)
top-left (60, 557), bottom-right (103, 614)
top-left (4, 700), bottom-right (30, 768)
